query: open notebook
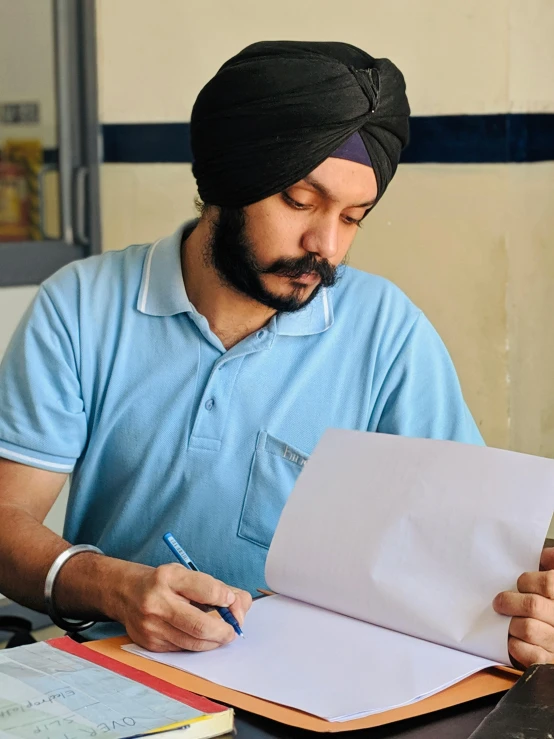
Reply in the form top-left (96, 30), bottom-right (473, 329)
top-left (0, 637), bottom-right (233, 739)
top-left (124, 430), bottom-right (554, 723)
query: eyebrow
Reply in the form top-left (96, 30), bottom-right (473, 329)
top-left (299, 175), bottom-right (376, 209)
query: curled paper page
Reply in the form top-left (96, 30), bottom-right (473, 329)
top-left (266, 429), bottom-right (554, 664)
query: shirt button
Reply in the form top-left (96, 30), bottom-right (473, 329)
top-left (205, 399), bottom-right (215, 411)
top-left (257, 330), bottom-right (265, 339)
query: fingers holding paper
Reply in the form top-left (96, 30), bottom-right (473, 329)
top-left (120, 562), bottom-right (252, 653)
top-left (493, 547), bottom-right (554, 667)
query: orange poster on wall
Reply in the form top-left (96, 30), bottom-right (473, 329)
top-left (0, 160), bottom-right (29, 241)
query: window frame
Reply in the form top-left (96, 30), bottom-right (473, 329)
top-left (0, 0), bottom-right (101, 288)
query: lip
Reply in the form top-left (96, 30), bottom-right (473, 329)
top-left (291, 271), bottom-right (320, 286)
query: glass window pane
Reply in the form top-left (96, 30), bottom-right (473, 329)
top-left (0, 0), bottom-right (60, 242)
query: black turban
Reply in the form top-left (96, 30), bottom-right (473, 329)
top-left (191, 41), bottom-right (410, 208)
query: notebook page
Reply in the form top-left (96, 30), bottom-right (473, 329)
top-left (265, 429), bottom-right (554, 664)
top-left (0, 641), bottom-right (206, 739)
top-left (124, 595), bottom-right (497, 722)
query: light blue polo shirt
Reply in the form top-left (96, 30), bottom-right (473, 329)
top-left (0, 222), bottom-right (482, 638)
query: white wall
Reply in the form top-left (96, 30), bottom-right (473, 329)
top-left (0, 287), bottom-right (69, 601)
top-left (96, 0), bottom-right (554, 123)
top-left (0, 286), bottom-right (37, 354)
top-left (0, 0), bottom-right (57, 148)
top-left (0, 286), bottom-right (68, 539)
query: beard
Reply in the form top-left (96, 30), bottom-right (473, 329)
top-left (204, 206), bottom-right (341, 313)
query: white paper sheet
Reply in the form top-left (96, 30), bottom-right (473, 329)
top-left (266, 430), bottom-right (554, 664)
top-left (124, 595), bottom-right (497, 722)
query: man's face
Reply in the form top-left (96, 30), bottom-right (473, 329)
top-left (207, 156), bottom-right (378, 312)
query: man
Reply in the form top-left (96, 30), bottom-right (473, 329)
top-left (0, 41), bottom-right (552, 665)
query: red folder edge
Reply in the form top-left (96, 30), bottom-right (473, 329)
top-left (48, 635), bottom-right (227, 715)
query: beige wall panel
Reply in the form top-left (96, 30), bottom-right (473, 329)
top-left (509, 0), bottom-right (554, 112)
top-left (100, 164), bottom-right (197, 251)
top-left (0, 0), bottom-right (57, 147)
top-left (506, 164), bottom-right (554, 459)
top-left (0, 283), bottom-right (68, 539)
top-left (0, 286), bottom-right (37, 357)
top-left (349, 165), bottom-right (510, 449)
top-left (96, 0), bottom-right (190, 123)
top-left (97, 0), bottom-right (509, 121)
top-left (43, 482), bottom-right (69, 537)
top-left (43, 170), bottom-right (60, 240)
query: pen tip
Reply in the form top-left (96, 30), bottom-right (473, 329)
top-left (240, 632), bottom-right (246, 639)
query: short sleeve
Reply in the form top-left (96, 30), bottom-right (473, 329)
top-left (0, 284), bottom-right (87, 471)
top-left (372, 313), bottom-right (484, 444)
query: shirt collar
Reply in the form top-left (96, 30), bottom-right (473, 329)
top-left (137, 221), bottom-right (335, 336)
top-left (273, 286), bottom-right (334, 336)
top-left (137, 223), bottom-right (193, 316)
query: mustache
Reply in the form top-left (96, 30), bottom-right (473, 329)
top-left (263, 254), bottom-right (337, 286)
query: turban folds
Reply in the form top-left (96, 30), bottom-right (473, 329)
top-left (191, 41), bottom-right (410, 208)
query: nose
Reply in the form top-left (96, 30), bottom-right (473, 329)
top-left (301, 217), bottom-right (340, 261)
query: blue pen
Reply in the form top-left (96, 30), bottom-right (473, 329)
top-left (163, 532), bottom-right (245, 639)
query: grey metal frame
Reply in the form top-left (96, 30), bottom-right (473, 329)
top-left (0, 0), bottom-right (101, 287)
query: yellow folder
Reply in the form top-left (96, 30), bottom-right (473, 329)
top-left (85, 636), bottom-right (520, 733)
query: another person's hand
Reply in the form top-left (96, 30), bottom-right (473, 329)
top-left (493, 547), bottom-right (554, 667)
top-left (116, 562), bottom-right (252, 652)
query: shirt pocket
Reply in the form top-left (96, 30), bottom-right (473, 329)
top-left (237, 430), bottom-right (309, 549)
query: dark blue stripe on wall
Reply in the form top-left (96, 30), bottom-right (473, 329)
top-left (102, 122), bottom-right (193, 164)
top-left (100, 114), bottom-right (554, 165)
top-left (404, 114), bottom-right (554, 163)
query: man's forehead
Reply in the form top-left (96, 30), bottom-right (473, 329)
top-left (292, 163), bottom-right (377, 208)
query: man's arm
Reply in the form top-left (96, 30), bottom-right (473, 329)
top-left (372, 312), bottom-right (483, 444)
top-left (0, 458), bottom-right (251, 651)
top-left (0, 458), bottom-right (70, 609)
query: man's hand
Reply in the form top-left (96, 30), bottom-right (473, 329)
top-left (493, 547), bottom-right (554, 667)
top-left (116, 562), bottom-right (252, 652)
top-left (0, 458), bottom-right (252, 649)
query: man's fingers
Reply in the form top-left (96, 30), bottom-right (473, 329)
top-left (128, 596), bottom-right (235, 652)
top-left (139, 639), bottom-right (183, 653)
top-left (159, 620), bottom-right (227, 652)
top-left (508, 635), bottom-right (553, 668)
top-left (125, 565), bottom-right (251, 653)
top-left (125, 615), bottom-right (190, 654)
top-left (509, 616), bottom-right (554, 653)
top-left (166, 596), bottom-right (236, 645)
top-left (517, 569), bottom-right (554, 599)
top-left (494, 591), bottom-right (554, 627)
top-left (228, 587), bottom-right (253, 626)
top-left (132, 617), bottom-right (224, 653)
top-left (540, 547), bottom-right (554, 572)
top-left (159, 564), bottom-right (236, 607)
